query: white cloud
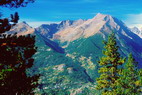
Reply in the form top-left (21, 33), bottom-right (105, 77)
top-left (124, 13), bottom-right (142, 29)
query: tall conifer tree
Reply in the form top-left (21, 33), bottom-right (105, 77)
top-left (117, 54), bottom-right (142, 95)
top-left (96, 33), bottom-right (125, 95)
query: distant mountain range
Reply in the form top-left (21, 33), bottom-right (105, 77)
top-left (9, 13), bottom-right (142, 94)
top-left (10, 13), bottom-right (142, 66)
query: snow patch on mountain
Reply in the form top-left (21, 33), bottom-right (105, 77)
top-left (131, 27), bottom-right (142, 38)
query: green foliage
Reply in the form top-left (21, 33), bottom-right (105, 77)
top-left (0, 34), bottom-right (39, 94)
top-left (117, 54), bottom-right (142, 95)
top-left (0, 1), bottom-right (39, 94)
top-left (31, 34), bottom-right (100, 95)
top-left (0, 12), bottom-right (19, 34)
top-left (32, 29), bottom-right (142, 94)
top-left (96, 33), bottom-right (125, 94)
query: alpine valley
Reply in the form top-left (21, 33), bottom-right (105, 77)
top-left (10, 13), bottom-right (142, 95)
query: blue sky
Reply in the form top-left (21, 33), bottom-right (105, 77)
top-left (2, 0), bottom-right (142, 28)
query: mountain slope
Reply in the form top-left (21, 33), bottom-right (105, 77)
top-left (12, 13), bottom-right (142, 94)
top-left (51, 13), bottom-right (142, 67)
top-left (32, 32), bottom-right (97, 94)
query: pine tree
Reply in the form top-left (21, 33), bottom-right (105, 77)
top-left (117, 54), bottom-right (142, 95)
top-left (0, 34), bottom-right (39, 94)
top-left (96, 33), bottom-right (125, 95)
top-left (0, 0), bottom-right (39, 94)
top-left (0, 12), bottom-right (19, 34)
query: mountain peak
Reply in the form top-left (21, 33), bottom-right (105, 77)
top-left (18, 21), bottom-right (31, 26)
top-left (22, 21), bottom-right (28, 24)
top-left (132, 27), bottom-right (140, 31)
top-left (93, 13), bottom-right (113, 22)
top-left (60, 20), bottom-right (74, 26)
top-left (95, 13), bottom-right (107, 17)
top-left (54, 13), bottom-right (127, 42)
top-left (131, 27), bottom-right (142, 38)
top-left (8, 21), bottom-right (34, 35)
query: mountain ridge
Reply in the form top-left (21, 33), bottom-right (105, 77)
top-left (8, 13), bottom-right (142, 67)
top-left (53, 13), bottom-right (131, 42)
top-left (10, 13), bottom-right (142, 94)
